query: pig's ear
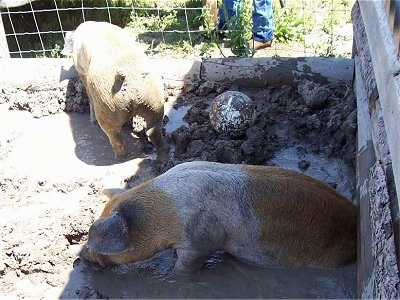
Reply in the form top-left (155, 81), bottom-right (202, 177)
top-left (87, 212), bottom-right (133, 255)
top-left (75, 43), bottom-right (91, 75)
top-left (103, 188), bottom-right (126, 199)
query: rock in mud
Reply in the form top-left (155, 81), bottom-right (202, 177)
top-left (297, 79), bottom-right (333, 109)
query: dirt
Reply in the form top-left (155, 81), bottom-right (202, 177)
top-left (0, 71), bottom-right (357, 298)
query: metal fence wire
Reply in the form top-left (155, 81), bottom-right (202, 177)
top-left (0, 0), bottom-right (354, 58)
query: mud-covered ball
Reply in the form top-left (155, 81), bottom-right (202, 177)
top-left (209, 91), bottom-right (256, 136)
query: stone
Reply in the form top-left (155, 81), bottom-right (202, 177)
top-left (209, 91), bottom-right (256, 137)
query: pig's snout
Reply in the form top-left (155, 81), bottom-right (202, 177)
top-left (78, 244), bottom-right (111, 269)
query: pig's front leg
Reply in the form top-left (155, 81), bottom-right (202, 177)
top-left (174, 245), bottom-right (213, 273)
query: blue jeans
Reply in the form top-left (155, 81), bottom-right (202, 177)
top-left (218, 0), bottom-right (274, 42)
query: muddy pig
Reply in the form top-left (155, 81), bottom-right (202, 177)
top-left (80, 161), bottom-right (357, 273)
top-left (62, 21), bottom-right (168, 159)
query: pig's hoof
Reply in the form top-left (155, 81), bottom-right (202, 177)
top-left (156, 146), bottom-right (171, 161)
top-left (173, 257), bottom-right (202, 274)
top-left (173, 262), bottom-right (192, 274)
top-left (113, 145), bottom-right (127, 158)
top-left (114, 153), bottom-right (127, 159)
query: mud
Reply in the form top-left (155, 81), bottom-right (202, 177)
top-left (0, 72), bottom-right (357, 298)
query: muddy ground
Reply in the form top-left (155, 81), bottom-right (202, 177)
top-left (0, 71), bottom-right (357, 298)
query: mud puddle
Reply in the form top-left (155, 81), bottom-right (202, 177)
top-left (164, 104), bottom-right (191, 134)
top-left (271, 145), bottom-right (356, 202)
top-left (62, 251), bottom-right (356, 299)
top-left (1, 77), bottom-right (358, 298)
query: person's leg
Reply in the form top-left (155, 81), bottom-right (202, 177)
top-left (218, 0), bottom-right (242, 30)
top-left (250, 0), bottom-right (274, 49)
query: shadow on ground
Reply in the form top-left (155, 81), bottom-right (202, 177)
top-left (67, 111), bottom-right (151, 167)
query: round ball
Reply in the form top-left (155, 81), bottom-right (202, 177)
top-left (209, 91), bottom-right (256, 136)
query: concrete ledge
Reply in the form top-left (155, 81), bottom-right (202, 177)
top-left (355, 56), bottom-right (375, 299)
top-left (201, 57), bottom-right (354, 87)
top-left (0, 58), bottom-right (202, 89)
top-left (353, 1), bottom-right (400, 298)
top-left (0, 56), bottom-right (354, 90)
top-left (369, 162), bottom-right (400, 299)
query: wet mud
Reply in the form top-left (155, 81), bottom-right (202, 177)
top-left (64, 250), bottom-right (356, 299)
top-left (0, 75), bottom-right (358, 298)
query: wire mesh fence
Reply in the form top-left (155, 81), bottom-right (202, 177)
top-left (0, 0), bottom-right (355, 59)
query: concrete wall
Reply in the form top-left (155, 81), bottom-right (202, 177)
top-left (0, 56), bottom-right (354, 89)
top-left (352, 1), bottom-right (400, 298)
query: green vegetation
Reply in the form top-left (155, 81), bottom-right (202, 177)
top-left (1, 0), bottom-right (354, 58)
top-left (37, 42), bottom-right (63, 58)
top-left (127, 1), bottom-right (203, 46)
top-left (273, 6), bottom-right (303, 44)
top-left (3, 0), bottom-right (133, 57)
top-left (288, 0), bottom-right (353, 57)
top-left (219, 0), bottom-right (253, 57)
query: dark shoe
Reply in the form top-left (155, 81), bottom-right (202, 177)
top-left (248, 39), bottom-right (273, 50)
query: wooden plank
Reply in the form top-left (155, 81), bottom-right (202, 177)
top-left (0, 0), bottom-right (40, 58)
top-left (0, 1), bottom-right (37, 8)
top-left (358, 0), bottom-right (400, 212)
top-left (392, 1), bottom-right (400, 56)
top-left (386, 0), bottom-right (395, 34)
top-left (385, 0), bottom-right (391, 15)
top-left (0, 12), bottom-right (10, 58)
